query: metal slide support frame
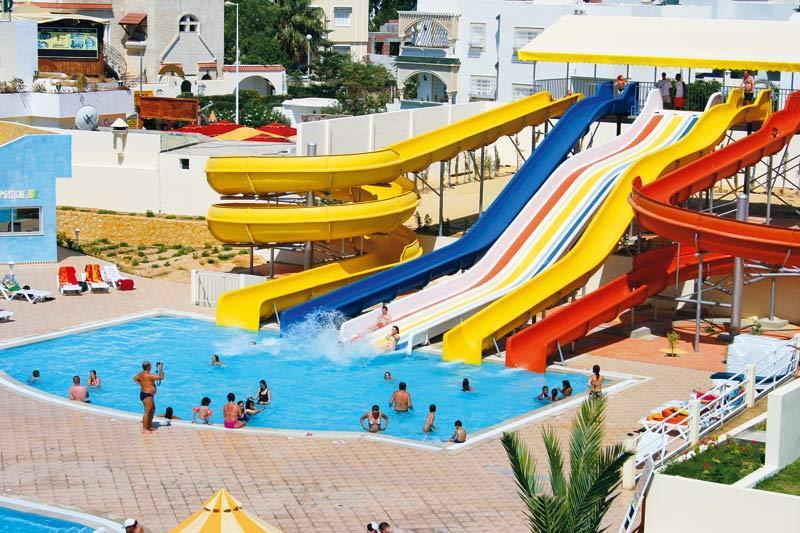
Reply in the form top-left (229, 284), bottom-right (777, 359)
top-left (304, 142), bottom-right (317, 270)
top-left (694, 250), bottom-right (704, 353)
top-left (730, 193), bottom-right (749, 336)
top-left (479, 145), bottom-right (485, 216)
top-left (438, 161), bottom-right (445, 236)
top-left (508, 135), bottom-right (527, 163)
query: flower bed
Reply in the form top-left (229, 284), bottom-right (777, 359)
top-left (662, 439), bottom-right (765, 485)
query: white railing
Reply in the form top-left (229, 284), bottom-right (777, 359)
top-left (190, 269), bottom-right (264, 307)
top-left (618, 338), bottom-right (799, 533)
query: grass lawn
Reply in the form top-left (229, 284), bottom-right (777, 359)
top-left (755, 458), bottom-right (800, 496)
top-left (662, 440), bottom-right (764, 485)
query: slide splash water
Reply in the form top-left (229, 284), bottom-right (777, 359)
top-left (279, 83), bottom-right (639, 332)
top-left (339, 88), bottom-right (683, 352)
top-left (506, 90), bottom-right (797, 372)
top-left (443, 89), bottom-right (774, 366)
top-left (209, 92), bottom-right (578, 330)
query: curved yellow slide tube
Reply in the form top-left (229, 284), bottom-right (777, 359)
top-left (211, 93), bottom-right (580, 330)
top-left (442, 89), bottom-right (773, 364)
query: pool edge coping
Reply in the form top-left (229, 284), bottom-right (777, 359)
top-left (0, 494), bottom-right (122, 531)
top-left (0, 309), bottom-right (647, 453)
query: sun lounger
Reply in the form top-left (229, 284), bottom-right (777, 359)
top-left (101, 264), bottom-right (134, 290)
top-left (0, 280), bottom-right (52, 303)
top-left (635, 429), bottom-right (671, 465)
top-left (710, 371), bottom-right (792, 391)
top-left (84, 264), bottom-right (110, 292)
top-left (0, 310), bottom-right (13, 321)
top-left (57, 266), bottom-right (83, 295)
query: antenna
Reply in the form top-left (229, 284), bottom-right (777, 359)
top-left (74, 105), bottom-right (99, 131)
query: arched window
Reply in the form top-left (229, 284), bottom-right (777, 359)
top-left (179, 14), bottom-right (199, 33)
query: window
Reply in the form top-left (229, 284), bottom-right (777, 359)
top-left (470, 76), bottom-right (496, 100)
top-left (512, 27), bottom-right (542, 62)
top-left (334, 6), bottom-right (352, 27)
top-left (469, 23), bottom-right (485, 50)
top-left (512, 84), bottom-right (535, 100)
top-left (332, 44), bottom-right (352, 55)
top-left (0, 207), bottom-right (41, 234)
top-left (179, 14), bottom-right (199, 33)
top-left (180, 158), bottom-right (190, 170)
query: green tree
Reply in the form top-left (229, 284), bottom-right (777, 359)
top-left (274, 0), bottom-right (325, 68)
top-left (501, 397), bottom-right (632, 533)
top-left (369, 0), bottom-right (416, 31)
top-left (314, 55), bottom-right (396, 115)
top-left (685, 79), bottom-right (722, 112)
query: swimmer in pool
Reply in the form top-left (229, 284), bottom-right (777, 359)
top-left (536, 386), bottom-right (549, 400)
top-left (384, 371), bottom-right (392, 381)
top-left (223, 392), bottom-right (246, 429)
top-left (28, 370), bottom-right (40, 384)
top-left (255, 379), bottom-right (271, 405)
top-left (448, 420), bottom-right (467, 443)
top-left (210, 354), bottom-right (225, 367)
top-left (157, 406), bottom-right (181, 425)
top-left (360, 405), bottom-right (389, 433)
top-left (461, 378), bottom-right (473, 392)
top-left (192, 397), bottom-right (212, 424)
top-left (383, 326), bottom-right (400, 352)
top-left (423, 404), bottom-right (436, 433)
top-left (550, 388), bottom-right (560, 402)
top-left (389, 381), bottom-right (413, 412)
top-left (87, 369), bottom-right (101, 388)
top-left (561, 380), bottom-right (573, 397)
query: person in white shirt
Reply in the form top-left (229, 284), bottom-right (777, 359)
top-left (656, 72), bottom-right (672, 108)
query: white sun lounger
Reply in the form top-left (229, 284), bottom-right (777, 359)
top-left (0, 310), bottom-right (13, 321)
top-left (101, 264), bottom-right (133, 290)
top-left (0, 283), bottom-right (52, 303)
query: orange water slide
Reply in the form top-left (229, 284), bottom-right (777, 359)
top-left (506, 91), bottom-right (800, 372)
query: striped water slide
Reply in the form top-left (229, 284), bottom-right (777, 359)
top-left (341, 91), bottom-right (697, 352)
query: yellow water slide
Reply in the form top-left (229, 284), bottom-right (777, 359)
top-left (442, 89), bottom-right (774, 364)
top-left (207, 92), bottom-right (580, 330)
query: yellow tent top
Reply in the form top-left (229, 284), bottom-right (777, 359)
top-left (518, 15), bottom-right (800, 73)
top-left (171, 488), bottom-right (282, 533)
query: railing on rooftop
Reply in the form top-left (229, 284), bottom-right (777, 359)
top-left (532, 77), bottom-right (795, 115)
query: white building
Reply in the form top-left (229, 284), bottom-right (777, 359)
top-left (311, 0), bottom-right (369, 61)
top-left (397, 0), bottom-right (800, 105)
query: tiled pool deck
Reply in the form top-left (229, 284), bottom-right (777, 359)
top-left (0, 252), bottom-right (727, 532)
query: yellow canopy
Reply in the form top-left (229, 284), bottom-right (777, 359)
top-left (215, 127), bottom-right (264, 141)
top-left (518, 15), bottom-right (800, 73)
top-left (171, 489), bottom-right (282, 533)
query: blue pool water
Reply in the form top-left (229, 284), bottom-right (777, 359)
top-left (0, 506), bottom-right (91, 532)
top-left (1, 316), bottom-right (590, 443)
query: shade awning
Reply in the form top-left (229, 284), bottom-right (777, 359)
top-left (518, 15), bottom-right (800, 73)
top-left (119, 12), bottom-right (147, 25)
top-left (171, 488), bottom-right (282, 533)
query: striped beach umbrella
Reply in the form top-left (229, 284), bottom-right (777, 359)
top-left (171, 488), bottom-right (281, 533)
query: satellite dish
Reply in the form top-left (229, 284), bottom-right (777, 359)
top-left (75, 105), bottom-right (99, 131)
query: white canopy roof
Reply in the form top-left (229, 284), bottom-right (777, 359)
top-left (518, 15), bottom-right (800, 72)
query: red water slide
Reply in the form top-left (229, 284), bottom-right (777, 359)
top-left (506, 91), bottom-right (800, 372)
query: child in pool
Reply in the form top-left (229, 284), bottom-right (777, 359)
top-left (28, 370), bottom-right (40, 384)
top-left (87, 370), bottom-right (101, 388)
top-left (422, 404), bottom-right (436, 433)
top-left (550, 388), bottom-right (560, 402)
top-left (536, 386), bottom-right (549, 400)
top-left (192, 397), bottom-right (213, 424)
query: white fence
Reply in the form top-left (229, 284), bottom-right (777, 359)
top-left (190, 269), bottom-right (264, 307)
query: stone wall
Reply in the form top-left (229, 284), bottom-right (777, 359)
top-left (56, 209), bottom-right (219, 247)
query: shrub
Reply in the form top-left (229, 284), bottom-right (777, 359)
top-left (222, 245), bottom-right (232, 251)
top-left (97, 209), bottom-right (117, 215)
top-left (97, 238), bottom-right (111, 244)
top-left (75, 74), bottom-right (87, 92)
top-left (119, 242), bottom-right (129, 247)
top-left (131, 259), bottom-right (140, 266)
top-left (145, 210), bottom-right (155, 218)
top-left (194, 216), bottom-right (206, 221)
top-left (238, 249), bottom-right (249, 255)
top-left (59, 206), bottom-right (75, 211)
top-left (201, 250), bottom-right (210, 258)
top-left (32, 82), bottom-right (47, 93)
top-left (137, 244), bottom-right (147, 251)
top-left (106, 251), bottom-right (117, 257)
top-left (165, 214), bottom-right (177, 220)
top-left (218, 253), bottom-right (234, 260)
top-left (163, 261), bottom-right (171, 267)
top-left (206, 258), bottom-right (216, 264)
top-left (137, 251), bottom-right (145, 257)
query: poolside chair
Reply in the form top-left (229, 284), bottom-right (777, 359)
top-left (635, 428), bottom-right (670, 465)
top-left (101, 264), bottom-right (134, 290)
top-left (57, 266), bottom-right (83, 295)
top-left (0, 310), bottom-right (13, 322)
top-left (84, 264), bottom-right (110, 293)
top-left (0, 279), bottom-right (52, 303)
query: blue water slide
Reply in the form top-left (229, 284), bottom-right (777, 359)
top-left (280, 82), bottom-right (639, 331)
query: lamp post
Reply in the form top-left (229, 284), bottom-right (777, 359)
top-left (225, 1), bottom-right (240, 124)
top-left (306, 34), bottom-right (312, 78)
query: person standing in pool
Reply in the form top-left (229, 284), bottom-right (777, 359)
top-left (383, 371), bottom-right (392, 381)
top-left (589, 365), bottom-right (603, 398)
top-left (360, 405), bottom-right (389, 433)
top-left (561, 380), bottom-right (573, 397)
top-left (254, 379), bottom-right (271, 405)
top-left (223, 392), bottom-right (246, 429)
top-left (133, 361), bottom-right (163, 434)
top-left (423, 404), bottom-right (436, 433)
top-left (28, 370), bottom-right (40, 384)
top-left (550, 388), bottom-right (560, 402)
top-left (87, 370), bottom-right (101, 388)
top-left (461, 378), bottom-right (473, 392)
top-left (69, 375), bottom-right (90, 403)
top-left (536, 386), bottom-right (549, 400)
top-left (210, 354), bottom-right (225, 367)
top-left (389, 381), bottom-right (413, 412)
top-left (449, 420), bottom-right (467, 443)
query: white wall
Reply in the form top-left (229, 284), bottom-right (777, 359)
top-left (0, 90), bottom-right (134, 128)
top-left (645, 473), bottom-right (800, 533)
top-left (0, 21), bottom-right (38, 90)
top-left (766, 378), bottom-right (800, 470)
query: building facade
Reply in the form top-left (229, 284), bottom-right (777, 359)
top-left (0, 127), bottom-right (71, 264)
top-left (310, 0), bottom-right (369, 61)
top-left (398, 0), bottom-right (799, 105)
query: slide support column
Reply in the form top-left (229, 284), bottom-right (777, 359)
top-left (304, 142), bottom-right (317, 270)
top-left (479, 145), bottom-right (485, 217)
top-left (693, 252), bottom-right (703, 353)
top-left (730, 193), bottom-right (749, 336)
top-left (439, 161), bottom-right (445, 236)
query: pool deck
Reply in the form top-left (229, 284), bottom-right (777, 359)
top-left (0, 252), bottom-right (732, 532)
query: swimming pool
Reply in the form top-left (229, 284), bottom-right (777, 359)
top-left (0, 505), bottom-right (92, 532)
top-left (1, 315), bottom-right (591, 443)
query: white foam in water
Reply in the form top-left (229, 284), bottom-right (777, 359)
top-left (280, 309), bottom-right (382, 364)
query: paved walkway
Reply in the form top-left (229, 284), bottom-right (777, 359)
top-left (0, 251), bottom-right (718, 532)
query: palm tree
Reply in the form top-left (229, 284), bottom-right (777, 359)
top-left (274, 0), bottom-right (324, 67)
top-left (501, 397), bottom-right (632, 533)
